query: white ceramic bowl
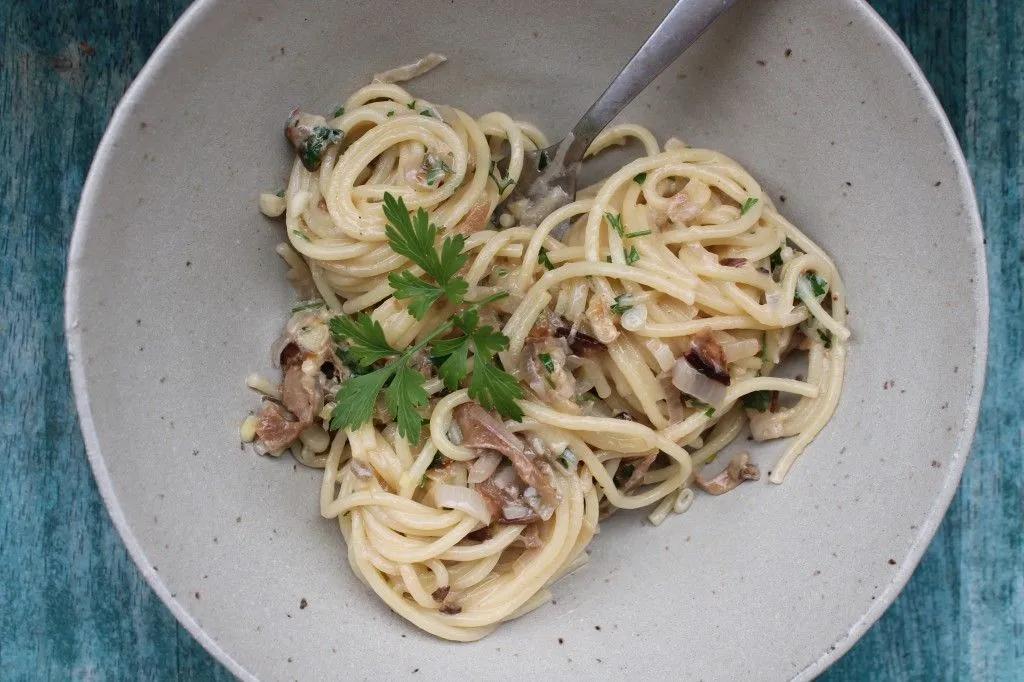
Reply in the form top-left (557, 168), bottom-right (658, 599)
top-left (66, 0), bottom-right (986, 679)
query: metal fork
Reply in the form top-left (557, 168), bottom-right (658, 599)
top-left (501, 0), bottom-right (736, 232)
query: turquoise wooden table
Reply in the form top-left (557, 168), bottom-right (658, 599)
top-left (1, 1), bottom-right (1020, 679)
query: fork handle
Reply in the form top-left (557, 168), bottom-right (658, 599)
top-left (565, 0), bottom-right (737, 161)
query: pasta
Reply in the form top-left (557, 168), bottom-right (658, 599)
top-left (245, 64), bottom-right (849, 641)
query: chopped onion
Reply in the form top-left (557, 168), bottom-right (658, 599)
top-left (620, 303), bottom-right (647, 331)
top-left (722, 337), bottom-right (761, 362)
top-left (522, 486), bottom-right (555, 520)
top-left (671, 356), bottom-right (727, 407)
top-left (645, 338), bottom-right (676, 371)
top-left (447, 422), bottom-right (463, 446)
top-left (502, 504), bottom-right (533, 521)
top-left (467, 452), bottom-right (502, 484)
top-left (433, 483), bottom-right (492, 524)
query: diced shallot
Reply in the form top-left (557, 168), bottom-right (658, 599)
top-left (671, 357), bottom-right (728, 407)
top-left (433, 483), bottom-right (493, 525)
top-left (645, 338), bottom-right (676, 371)
top-left (467, 452), bottom-right (502, 484)
top-left (722, 337), bottom-right (761, 363)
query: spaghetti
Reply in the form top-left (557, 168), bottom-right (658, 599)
top-left (245, 68), bottom-right (849, 641)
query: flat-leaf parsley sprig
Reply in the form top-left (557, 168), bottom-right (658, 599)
top-left (383, 192), bottom-right (468, 320)
top-left (331, 195), bottom-right (525, 441)
top-left (329, 292), bottom-right (523, 442)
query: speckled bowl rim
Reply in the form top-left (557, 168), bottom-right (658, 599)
top-left (65, 1), bottom-right (988, 679)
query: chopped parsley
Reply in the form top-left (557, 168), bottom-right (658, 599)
top-left (604, 212), bottom-right (626, 237)
top-left (538, 247), bottom-right (555, 270)
top-left (817, 328), bottom-right (833, 349)
top-left (740, 197), bottom-right (759, 215)
top-left (625, 245), bottom-right (640, 265)
top-left (797, 273), bottom-right (829, 303)
top-left (610, 294), bottom-right (633, 316)
top-left (538, 353), bottom-right (555, 373)
top-left (488, 161), bottom-right (515, 194)
top-left (275, 189), bottom-right (285, 198)
top-left (420, 109), bottom-right (435, 118)
top-left (625, 229), bottom-right (652, 238)
top-left (298, 126), bottom-right (344, 171)
top-left (633, 172), bottom-right (647, 185)
top-left (704, 406), bottom-right (716, 418)
top-left (742, 390), bottom-right (772, 411)
top-left (331, 106), bottom-right (345, 118)
top-left (407, 100), bottom-right (417, 109)
top-left (386, 110), bottom-right (395, 118)
top-left (422, 154), bottom-right (452, 187)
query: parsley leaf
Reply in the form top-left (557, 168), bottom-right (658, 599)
top-left (331, 106), bottom-right (345, 118)
top-left (604, 212), bottom-right (626, 237)
top-left (740, 197), bottom-right (759, 215)
top-left (796, 273), bottom-right (829, 303)
top-left (488, 161), bottom-right (515, 194)
top-left (610, 294), bottom-right (633, 316)
top-left (329, 314), bottom-right (398, 367)
top-left (299, 126), bottom-right (344, 171)
top-left (385, 363), bottom-right (430, 442)
top-left (633, 172), bottom-right (647, 184)
top-left (423, 154), bottom-right (452, 186)
top-left (817, 328), bottom-right (833, 349)
top-left (742, 390), bottom-right (772, 411)
top-left (538, 247), bottom-right (555, 270)
top-left (625, 245), bottom-right (640, 265)
top-left (330, 366), bottom-right (394, 431)
top-left (469, 352), bottom-right (524, 420)
top-left (538, 353), bottom-right (555, 373)
top-left (407, 100), bottom-right (417, 109)
top-left (382, 192), bottom-right (468, 319)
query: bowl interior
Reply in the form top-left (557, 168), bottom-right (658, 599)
top-left (67, 0), bottom-right (985, 679)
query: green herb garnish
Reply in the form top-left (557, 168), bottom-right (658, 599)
top-left (299, 126), bottom-right (343, 171)
top-left (796, 273), bottom-right (829, 303)
top-left (604, 212), bottom-right (626, 237)
top-left (386, 110), bottom-right (395, 118)
top-left (817, 328), bottom-right (833, 349)
top-left (538, 353), bottom-right (555, 373)
top-left (538, 248), bottom-right (554, 270)
top-left (275, 189), bottom-right (285, 198)
top-left (488, 161), bottom-right (515, 194)
top-left (423, 154), bottom-right (452, 187)
top-left (625, 230), bottom-right (652, 238)
top-left (610, 294), bottom-right (633, 316)
top-left (331, 106), bottom-right (345, 118)
top-left (625, 246), bottom-right (640, 265)
top-left (407, 100), bottom-right (417, 109)
top-left (291, 229), bottom-right (310, 241)
top-left (633, 172), bottom-right (647, 185)
top-left (740, 197), bottom-right (759, 215)
top-left (742, 390), bottom-right (772, 411)
top-left (383, 193), bottom-right (468, 319)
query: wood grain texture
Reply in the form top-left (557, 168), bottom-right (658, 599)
top-left (0, 1), bottom-right (1019, 680)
